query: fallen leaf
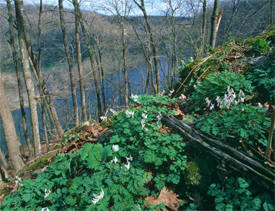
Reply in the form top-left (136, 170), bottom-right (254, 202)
top-left (145, 186), bottom-right (182, 211)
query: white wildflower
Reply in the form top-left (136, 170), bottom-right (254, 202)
top-left (41, 208), bottom-right (50, 211)
top-left (227, 85), bottom-right (231, 93)
top-left (124, 162), bottom-right (131, 170)
top-left (142, 113), bottom-right (148, 119)
top-left (179, 94), bottom-right (186, 102)
top-left (92, 189), bottom-right (104, 205)
top-left (136, 204), bottom-right (141, 210)
top-left (168, 89), bottom-right (174, 97)
top-left (205, 97), bottom-right (211, 107)
top-left (216, 96), bottom-right (222, 108)
top-left (112, 145), bottom-right (119, 152)
top-left (126, 155), bottom-right (133, 162)
top-left (44, 189), bottom-right (51, 199)
top-left (125, 110), bottom-right (135, 118)
top-left (141, 119), bottom-right (146, 129)
top-left (111, 156), bottom-right (118, 164)
top-left (110, 108), bottom-right (117, 115)
top-left (258, 103), bottom-right (263, 108)
top-left (131, 94), bottom-right (139, 103)
top-left (190, 57), bottom-right (194, 61)
top-left (231, 92), bottom-right (236, 100)
top-left (100, 116), bottom-right (107, 121)
top-left (157, 113), bottom-right (162, 121)
top-left (238, 89), bottom-right (245, 102)
top-left (83, 121), bottom-right (90, 126)
top-left (160, 90), bottom-right (165, 96)
top-left (15, 176), bottom-right (21, 187)
top-left (210, 104), bottom-right (215, 110)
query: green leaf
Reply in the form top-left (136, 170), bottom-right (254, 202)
top-left (87, 144), bottom-right (103, 170)
top-left (22, 193), bottom-right (32, 202)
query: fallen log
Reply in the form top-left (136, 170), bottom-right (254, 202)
top-left (162, 115), bottom-right (275, 191)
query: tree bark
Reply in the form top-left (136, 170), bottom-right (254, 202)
top-left (210, 0), bottom-right (220, 49)
top-left (0, 148), bottom-right (9, 179)
top-left (0, 75), bottom-right (25, 171)
top-left (6, 0), bottom-right (32, 152)
top-left (95, 37), bottom-right (106, 113)
top-left (14, 0), bottom-right (41, 156)
top-left (75, 3), bottom-right (103, 120)
top-left (201, 0), bottom-right (207, 55)
top-left (129, 18), bottom-right (156, 94)
top-left (58, 0), bottom-right (79, 126)
top-left (73, 0), bottom-right (87, 122)
top-left (37, 0), bottom-right (49, 151)
top-left (133, 0), bottom-right (160, 94)
top-left (120, 17), bottom-right (129, 107)
top-left (21, 15), bottom-right (64, 138)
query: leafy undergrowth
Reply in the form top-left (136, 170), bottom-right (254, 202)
top-left (1, 27), bottom-right (275, 211)
top-left (0, 95), bottom-right (191, 210)
top-left (174, 25), bottom-right (275, 97)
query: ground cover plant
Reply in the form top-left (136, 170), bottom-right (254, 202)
top-left (1, 95), bottom-right (187, 210)
top-left (1, 27), bottom-right (274, 211)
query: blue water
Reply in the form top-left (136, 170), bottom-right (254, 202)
top-left (0, 60), bottom-right (170, 152)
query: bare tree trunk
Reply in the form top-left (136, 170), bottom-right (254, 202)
top-left (0, 148), bottom-right (9, 179)
top-left (171, 18), bottom-right (177, 88)
top-left (23, 30), bottom-right (63, 138)
top-left (0, 75), bottom-right (25, 171)
top-left (130, 19), bottom-right (156, 94)
top-left (58, 0), bottom-right (79, 126)
top-left (120, 17), bottom-right (129, 107)
top-left (14, 0), bottom-right (41, 156)
top-left (95, 37), bottom-right (106, 113)
top-left (73, 0), bottom-right (87, 122)
top-left (167, 0), bottom-right (178, 88)
top-left (75, 3), bottom-right (103, 120)
top-left (6, 0), bottom-right (32, 152)
top-left (210, 0), bottom-right (220, 49)
top-left (201, 0), bottom-right (207, 55)
top-left (36, 0), bottom-right (49, 151)
top-left (133, 0), bottom-right (160, 94)
top-left (223, 0), bottom-right (240, 40)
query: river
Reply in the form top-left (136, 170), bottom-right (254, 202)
top-left (0, 60), bottom-right (171, 152)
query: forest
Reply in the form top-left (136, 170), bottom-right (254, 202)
top-left (0, 0), bottom-right (274, 210)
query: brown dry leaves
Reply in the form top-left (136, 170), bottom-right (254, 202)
top-left (145, 186), bottom-right (182, 211)
top-left (59, 124), bottom-right (109, 154)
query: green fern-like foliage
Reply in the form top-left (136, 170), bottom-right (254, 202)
top-left (208, 177), bottom-right (275, 211)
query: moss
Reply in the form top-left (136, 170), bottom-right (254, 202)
top-left (61, 120), bottom-right (97, 145)
top-left (245, 24), bottom-right (275, 47)
top-left (21, 151), bottom-right (56, 173)
top-left (0, 187), bottom-right (9, 196)
top-left (185, 161), bottom-right (201, 186)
